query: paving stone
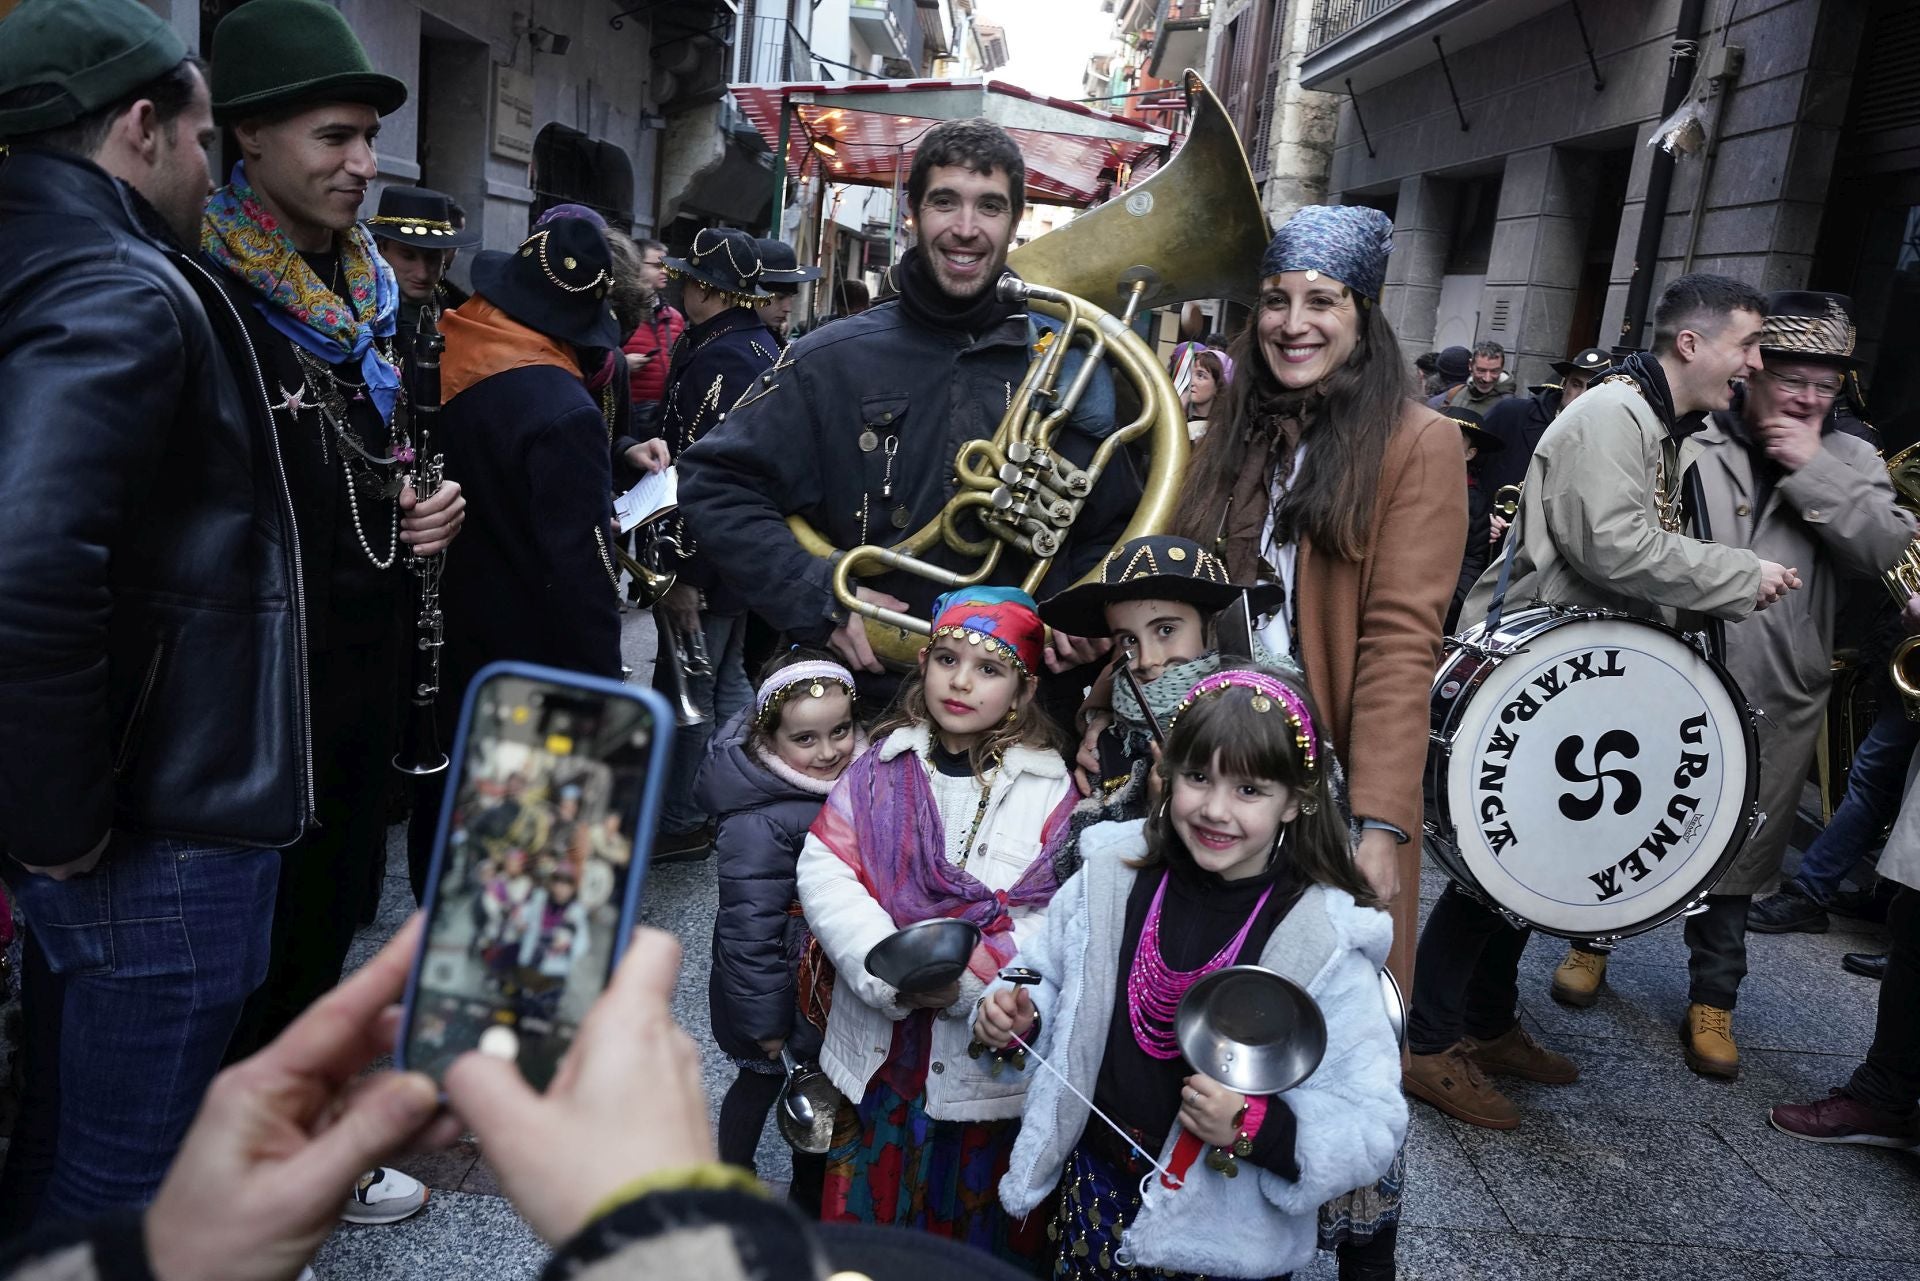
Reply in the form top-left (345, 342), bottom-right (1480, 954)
top-left (1522, 1236), bottom-right (1892, 1280)
top-left (1394, 1225), bottom-right (1545, 1279)
top-left (404, 1138), bottom-right (480, 1194)
top-left (309, 1190), bottom-right (546, 1280)
top-left (1721, 1119), bottom-right (1920, 1263)
top-left (1399, 1111), bottom-right (1511, 1231)
top-left (1492, 1029), bottom-right (1801, 1131)
top-left (1451, 1113), bottom-right (1828, 1254)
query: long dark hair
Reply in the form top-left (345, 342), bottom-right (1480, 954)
top-left (1136, 667), bottom-right (1377, 907)
top-left (1174, 299), bottom-right (1414, 562)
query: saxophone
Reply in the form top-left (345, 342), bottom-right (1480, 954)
top-left (393, 305), bottom-right (450, 775)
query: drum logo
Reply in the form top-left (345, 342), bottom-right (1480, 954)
top-left (1470, 646), bottom-right (1717, 904)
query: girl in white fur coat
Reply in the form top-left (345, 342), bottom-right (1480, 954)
top-left (973, 668), bottom-right (1406, 1279)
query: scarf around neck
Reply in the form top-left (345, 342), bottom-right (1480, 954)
top-left (203, 162), bottom-right (400, 420)
top-left (439, 297), bottom-right (583, 403)
top-left (894, 246), bottom-right (1021, 337)
top-left (807, 737), bottom-right (1073, 985)
top-left (1110, 643), bottom-right (1297, 755)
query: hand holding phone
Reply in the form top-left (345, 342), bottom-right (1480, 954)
top-left (443, 926), bottom-right (714, 1244)
top-left (399, 664), bottom-right (674, 1091)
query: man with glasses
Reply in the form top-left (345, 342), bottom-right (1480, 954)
top-left (621, 236), bottom-right (683, 439)
top-left (1547, 291), bottom-right (1914, 1079)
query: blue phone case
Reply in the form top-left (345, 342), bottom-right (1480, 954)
top-left (394, 660), bottom-right (675, 1077)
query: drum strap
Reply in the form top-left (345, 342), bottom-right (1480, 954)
top-left (1483, 514), bottom-right (1524, 634)
top-left (1683, 462), bottom-right (1728, 666)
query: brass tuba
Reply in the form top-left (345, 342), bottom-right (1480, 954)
top-left (1883, 443), bottom-right (1920, 716)
top-left (785, 70), bottom-right (1269, 666)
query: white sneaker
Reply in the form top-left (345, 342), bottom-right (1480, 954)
top-left (341, 1166), bottom-right (428, 1225)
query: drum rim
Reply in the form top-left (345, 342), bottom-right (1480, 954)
top-left (1427, 608), bottom-right (1759, 940)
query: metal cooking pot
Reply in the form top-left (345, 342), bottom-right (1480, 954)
top-left (776, 1048), bottom-right (840, 1154)
top-left (864, 918), bottom-right (981, 995)
top-left (1174, 965), bottom-right (1328, 1096)
top-left (1379, 967), bottom-right (1406, 1049)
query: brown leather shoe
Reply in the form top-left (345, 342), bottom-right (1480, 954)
top-left (1682, 1003), bottom-right (1739, 1079)
top-left (1404, 1043), bottom-right (1520, 1130)
top-left (1464, 1023), bottom-right (1579, 1085)
top-left (1550, 947), bottom-right (1608, 1007)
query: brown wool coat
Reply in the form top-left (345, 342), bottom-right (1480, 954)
top-left (1189, 399), bottom-right (1467, 985)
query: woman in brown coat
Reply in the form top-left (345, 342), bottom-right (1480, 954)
top-left (1174, 206), bottom-right (1465, 1280)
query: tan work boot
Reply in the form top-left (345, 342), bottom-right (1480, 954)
top-left (1682, 1003), bottom-right (1739, 1078)
top-left (1550, 947), bottom-right (1608, 1007)
top-left (1464, 1023), bottom-right (1579, 1085)
top-left (1404, 1042), bottom-right (1520, 1130)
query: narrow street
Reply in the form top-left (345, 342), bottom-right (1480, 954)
top-left (307, 610), bottom-right (1920, 1279)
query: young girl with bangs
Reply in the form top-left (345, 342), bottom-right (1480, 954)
top-left (701, 646), bottom-right (865, 1213)
top-left (976, 668), bottom-right (1406, 1280)
top-left (797, 587), bottom-right (1078, 1262)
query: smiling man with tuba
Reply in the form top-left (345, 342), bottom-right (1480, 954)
top-left (678, 119), bottom-right (1137, 713)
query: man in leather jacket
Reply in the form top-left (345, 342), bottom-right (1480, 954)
top-left (0, 0), bottom-right (298, 1227)
top-left (679, 119), bottom-right (1133, 706)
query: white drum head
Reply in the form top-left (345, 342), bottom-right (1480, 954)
top-left (1441, 616), bottom-right (1750, 937)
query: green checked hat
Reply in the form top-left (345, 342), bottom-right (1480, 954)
top-left (0, 0), bottom-right (189, 138)
top-left (210, 0), bottom-right (406, 125)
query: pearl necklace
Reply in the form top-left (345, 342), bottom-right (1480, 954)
top-left (1126, 870), bottom-right (1274, 1059)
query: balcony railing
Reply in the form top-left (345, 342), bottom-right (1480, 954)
top-left (1307, 0), bottom-right (1410, 51)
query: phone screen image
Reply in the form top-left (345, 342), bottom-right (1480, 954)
top-left (404, 671), bottom-right (661, 1089)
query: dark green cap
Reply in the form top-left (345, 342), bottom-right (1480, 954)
top-left (0, 0), bottom-right (189, 137)
top-left (210, 0), bottom-right (406, 125)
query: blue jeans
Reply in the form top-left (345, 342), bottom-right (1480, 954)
top-left (653, 610), bottom-right (752, 834)
top-left (0, 833), bottom-right (278, 1230)
top-left (1791, 702), bottom-right (1920, 904)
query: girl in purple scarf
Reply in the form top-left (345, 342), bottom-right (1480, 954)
top-left (797, 587), bottom-right (1077, 1263)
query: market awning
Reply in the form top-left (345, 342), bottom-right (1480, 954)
top-left (729, 77), bottom-right (1178, 208)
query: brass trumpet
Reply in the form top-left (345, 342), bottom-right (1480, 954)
top-left (615, 527), bottom-right (707, 727)
top-left (1493, 484), bottom-right (1523, 521)
top-left (1883, 444), bottom-right (1920, 716)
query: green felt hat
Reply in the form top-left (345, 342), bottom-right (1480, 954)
top-left (0, 0), bottom-right (189, 137)
top-left (210, 0), bottom-right (406, 125)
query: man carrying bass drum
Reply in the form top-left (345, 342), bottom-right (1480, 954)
top-left (1406, 274), bottom-right (1802, 1131)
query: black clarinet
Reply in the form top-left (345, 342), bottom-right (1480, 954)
top-left (393, 305), bottom-right (450, 775)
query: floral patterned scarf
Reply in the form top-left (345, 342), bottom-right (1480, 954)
top-left (202, 163), bottom-right (401, 420)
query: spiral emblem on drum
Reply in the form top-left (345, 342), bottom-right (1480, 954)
top-left (1429, 612), bottom-right (1756, 939)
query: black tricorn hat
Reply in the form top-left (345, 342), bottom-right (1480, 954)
top-left (1039, 534), bottom-right (1285, 639)
top-left (755, 237), bottom-right (822, 290)
top-left (665, 227), bottom-right (771, 302)
top-left (1759, 291), bottom-right (1858, 369)
top-left (1551, 346), bottom-right (1610, 379)
top-left (367, 186), bottom-right (479, 250)
top-left (469, 217), bottom-right (622, 350)
top-left (1438, 405), bottom-right (1503, 455)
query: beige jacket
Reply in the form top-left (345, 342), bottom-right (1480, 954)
top-left (1694, 415), bottom-right (1914, 894)
top-left (1460, 377), bottom-right (1762, 628)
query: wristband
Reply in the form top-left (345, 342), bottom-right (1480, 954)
top-left (1233, 1095), bottom-right (1269, 1157)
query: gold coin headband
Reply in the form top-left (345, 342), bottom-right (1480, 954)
top-left (929, 623), bottom-right (1031, 679)
top-left (1168, 670), bottom-right (1318, 785)
top-left (754, 660), bottom-right (857, 731)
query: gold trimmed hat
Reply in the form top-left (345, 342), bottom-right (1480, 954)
top-left (367, 186), bottom-right (478, 250)
top-left (1038, 534), bottom-right (1285, 639)
top-left (1759, 291), bottom-right (1857, 369)
top-left (664, 227), bottom-right (772, 304)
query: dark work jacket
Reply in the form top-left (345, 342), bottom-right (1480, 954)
top-left (658, 306), bottom-right (779, 612)
top-left (678, 293), bottom-right (1134, 661)
top-left (436, 364), bottom-right (623, 710)
top-left (1479, 386), bottom-right (1562, 494)
top-left (1449, 468), bottom-right (1493, 634)
top-left (0, 149), bottom-right (307, 867)
top-left (698, 711), bottom-right (852, 1062)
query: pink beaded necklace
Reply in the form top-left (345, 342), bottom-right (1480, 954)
top-left (1127, 870), bottom-right (1274, 1059)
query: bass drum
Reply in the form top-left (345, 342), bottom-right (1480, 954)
top-left (1427, 608), bottom-right (1758, 941)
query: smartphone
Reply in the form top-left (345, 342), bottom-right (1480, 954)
top-left (397, 662), bottom-right (673, 1089)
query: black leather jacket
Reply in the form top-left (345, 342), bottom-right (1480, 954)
top-left (0, 150), bottom-right (309, 869)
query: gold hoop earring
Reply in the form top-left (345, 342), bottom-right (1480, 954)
top-left (1004, 707), bottom-right (1018, 726)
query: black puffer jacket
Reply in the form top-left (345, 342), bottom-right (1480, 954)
top-left (699, 711), bottom-right (863, 1062)
top-left (0, 150), bottom-right (307, 869)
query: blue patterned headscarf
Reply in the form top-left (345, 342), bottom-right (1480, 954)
top-left (1259, 204), bottom-right (1395, 301)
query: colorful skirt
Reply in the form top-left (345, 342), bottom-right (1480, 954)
top-left (1315, 1144), bottom-right (1405, 1249)
top-left (1047, 1145), bottom-right (1291, 1281)
top-left (821, 1080), bottom-right (1042, 1267)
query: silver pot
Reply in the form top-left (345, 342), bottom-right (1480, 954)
top-left (775, 1048), bottom-right (840, 1154)
top-left (1379, 967), bottom-right (1406, 1049)
top-left (864, 918), bottom-right (982, 995)
top-left (1174, 965), bottom-right (1328, 1095)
